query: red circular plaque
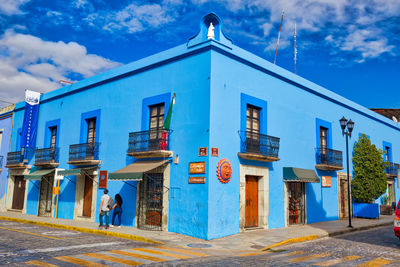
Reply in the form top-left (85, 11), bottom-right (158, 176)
top-left (217, 159), bottom-right (232, 183)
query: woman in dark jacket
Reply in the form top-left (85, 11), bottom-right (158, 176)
top-left (111, 194), bottom-right (123, 227)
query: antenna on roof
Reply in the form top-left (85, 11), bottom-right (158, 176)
top-left (274, 11), bottom-right (284, 65)
top-left (294, 21), bottom-right (297, 74)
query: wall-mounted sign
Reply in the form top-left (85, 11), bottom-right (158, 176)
top-left (321, 176), bottom-right (331, 187)
top-left (189, 177), bottom-right (206, 184)
top-left (55, 168), bottom-right (65, 181)
top-left (52, 186), bottom-right (60, 195)
top-left (189, 162), bottom-right (206, 174)
top-left (217, 158), bottom-right (232, 184)
top-left (98, 170), bottom-right (108, 189)
top-left (199, 147), bottom-right (207, 156)
top-left (211, 147), bottom-right (219, 157)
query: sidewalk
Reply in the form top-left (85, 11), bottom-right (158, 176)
top-left (0, 211), bottom-right (394, 253)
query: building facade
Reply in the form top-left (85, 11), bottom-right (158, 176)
top-left (6, 14), bottom-right (400, 240)
top-left (0, 105), bottom-right (14, 211)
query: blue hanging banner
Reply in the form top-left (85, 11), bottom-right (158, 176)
top-left (21, 90), bottom-right (41, 149)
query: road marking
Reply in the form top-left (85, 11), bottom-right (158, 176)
top-left (25, 260), bottom-right (58, 267)
top-left (110, 250), bottom-right (166, 262)
top-left (238, 251), bottom-right (271, 257)
top-left (132, 248), bottom-right (191, 259)
top-left (85, 252), bottom-right (142, 265)
top-left (314, 255), bottom-right (361, 266)
top-left (155, 246), bottom-right (210, 257)
top-left (356, 258), bottom-right (393, 267)
top-left (22, 242), bottom-right (124, 254)
top-left (290, 253), bottom-right (332, 263)
top-left (55, 256), bottom-right (108, 266)
top-left (42, 231), bottom-right (80, 236)
top-left (283, 251), bottom-right (307, 256)
top-left (0, 226), bottom-right (61, 240)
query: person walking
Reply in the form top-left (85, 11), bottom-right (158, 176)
top-left (99, 189), bottom-right (111, 229)
top-left (110, 194), bottom-right (123, 228)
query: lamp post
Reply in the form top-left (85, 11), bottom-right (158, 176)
top-left (340, 116), bottom-right (354, 228)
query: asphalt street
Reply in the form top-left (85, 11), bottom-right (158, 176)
top-left (1, 219), bottom-right (399, 266)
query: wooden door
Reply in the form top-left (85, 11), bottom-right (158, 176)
top-left (245, 176), bottom-right (258, 228)
top-left (12, 176), bottom-right (26, 210)
top-left (82, 175), bottom-right (93, 217)
top-left (339, 179), bottom-right (348, 219)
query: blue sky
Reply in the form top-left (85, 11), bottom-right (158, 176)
top-left (0, 0), bottom-right (399, 109)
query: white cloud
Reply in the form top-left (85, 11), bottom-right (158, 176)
top-left (194, 0), bottom-right (400, 63)
top-left (97, 3), bottom-right (174, 34)
top-left (0, 0), bottom-right (30, 15)
top-left (0, 30), bottom-right (120, 106)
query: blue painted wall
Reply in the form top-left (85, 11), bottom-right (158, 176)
top-left (0, 110), bottom-right (14, 208)
top-left (8, 14), bottom-right (400, 240)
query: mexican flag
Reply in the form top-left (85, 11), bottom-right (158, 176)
top-left (163, 93), bottom-right (175, 130)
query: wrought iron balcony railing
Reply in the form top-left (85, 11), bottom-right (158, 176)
top-left (0, 155), bottom-right (3, 169)
top-left (6, 151), bottom-right (25, 166)
top-left (35, 147), bottom-right (59, 164)
top-left (238, 131), bottom-right (280, 158)
top-left (386, 162), bottom-right (400, 176)
top-left (128, 129), bottom-right (170, 153)
top-left (69, 142), bottom-right (99, 162)
top-left (316, 148), bottom-right (343, 168)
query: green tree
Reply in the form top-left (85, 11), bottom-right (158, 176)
top-left (351, 134), bottom-right (387, 203)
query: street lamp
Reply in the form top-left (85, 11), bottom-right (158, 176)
top-left (340, 116), bottom-right (354, 228)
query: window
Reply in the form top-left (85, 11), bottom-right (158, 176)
top-left (385, 146), bottom-right (390, 162)
top-left (320, 127), bottom-right (328, 150)
top-left (149, 104), bottom-right (165, 130)
top-left (49, 127), bottom-right (57, 149)
top-left (246, 105), bottom-right (260, 134)
top-left (148, 104), bottom-right (164, 149)
top-left (86, 118), bottom-right (96, 144)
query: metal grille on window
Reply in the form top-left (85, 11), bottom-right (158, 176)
top-left (137, 173), bottom-right (163, 231)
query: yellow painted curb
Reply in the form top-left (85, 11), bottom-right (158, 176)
top-left (0, 216), bottom-right (163, 245)
top-left (261, 234), bottom-right (318, 251)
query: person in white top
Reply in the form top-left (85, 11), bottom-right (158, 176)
top-left (99, 189), bottom-right (111, 229)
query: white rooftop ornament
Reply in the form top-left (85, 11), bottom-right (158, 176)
top-left (207, 22), bottom-right (215, 39)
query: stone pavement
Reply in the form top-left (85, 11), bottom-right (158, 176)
top-left (0, 211), bottom-right (394, 253)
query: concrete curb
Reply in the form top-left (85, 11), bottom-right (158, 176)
top-left (262, 220), bottom-right (393, 251)
top-left (327, 221), bottom-right (393, 237)
top-left (0, 216), bottom-right (163, 245)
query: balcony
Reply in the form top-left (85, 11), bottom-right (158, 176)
top-left (237, 131), bottom-right (280, 162)
top-left (127, 129), bottom-right (173, 158)
top-left (315, 148), bottom-right (344, 171)
top-left (385, 162), bottom-right (400, 178)
top-left (5, 151), bottom-right (27, 169)
top-left (67, 142), bottom-right (100, 166)
top-left (34, 147), bottom-right (59, 167)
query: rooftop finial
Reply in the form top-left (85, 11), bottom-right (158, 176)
top-left (207, 22), bottom-right (214, 39)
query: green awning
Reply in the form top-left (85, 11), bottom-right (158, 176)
top-left (58, 167), bottom-right (96, 176)
top-left (109, 160), bottom-right (169, 181)
top-left (24, 169), bottom-right (54, 180)
top-left (283, 167), bottom-right (320, 183)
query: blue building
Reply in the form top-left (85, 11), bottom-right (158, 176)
top-left (0, 105), bottom-right (14, 211)
top-left (5, 14), bottom-right (399, 240)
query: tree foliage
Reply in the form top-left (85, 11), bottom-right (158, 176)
top-left (351, 134), bottom-right (387, 203)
